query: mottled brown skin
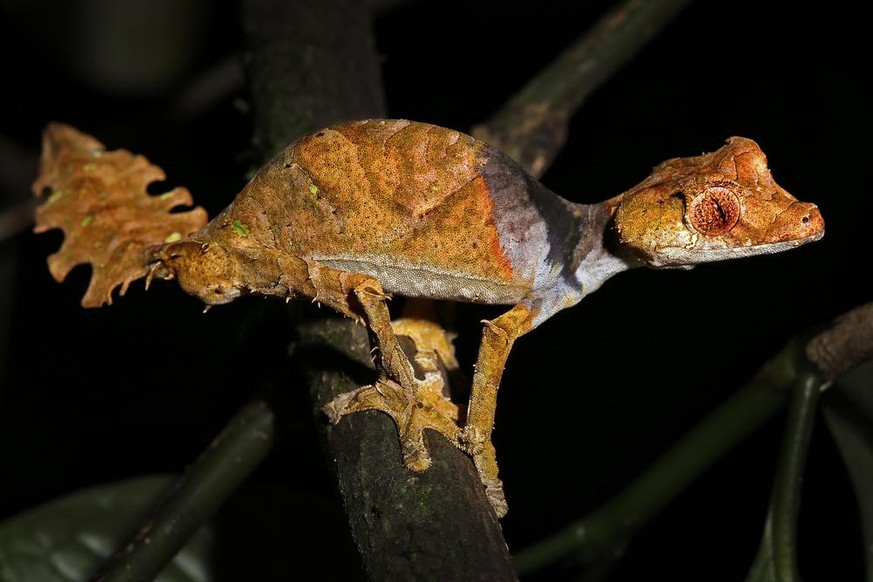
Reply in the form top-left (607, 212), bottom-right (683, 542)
top-left (285, 121), bottom-right (514, 282)
top-left (35, 121), bottom-right (824, 518)
top-left (613, 136), bottom-right (824, 267)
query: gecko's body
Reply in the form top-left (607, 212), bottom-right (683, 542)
top-left (169, 120), bottom-right (822, 326)
top-left (203, 120), bottom-right (622, 328)
top-left (36, 120), bottom-right (825, 517)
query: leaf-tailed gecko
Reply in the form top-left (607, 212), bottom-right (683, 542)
top-left (33, 119), bottom-right (824, 517)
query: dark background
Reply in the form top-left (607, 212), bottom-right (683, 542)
top-left (1, 1), bottom-right (869, 580)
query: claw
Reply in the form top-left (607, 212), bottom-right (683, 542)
top-left (484, 481), bottom-right (508, 518)
top-left (399, 423), bottom-right (432, 472)
top-left (323, 377), bottom-right (462, 473)
top-left (459, 425), bottom-right (486, 456)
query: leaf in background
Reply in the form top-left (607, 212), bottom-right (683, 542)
top-left (0, 475), bottom-right (212, 582)
top-left (822, 358), bottom-right (873, 580)
top-left (32, 123), bottom-right (208, 307)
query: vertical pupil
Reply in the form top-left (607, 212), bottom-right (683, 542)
top-left (711, 199), bottom-right (726, 223)
top-left (690, 187), bottom-right (739, 234)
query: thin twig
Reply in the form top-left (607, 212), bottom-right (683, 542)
top-left (805, 301), bottom-right (873, 383)
top-left (746, 370), bottom-right (825, 582)
top-left (514, 296), bottom-right (873, 575)
top-left (472, 0), bottom-right (694, 177)
top-left (94, 400), bottom-right (275, 582)
top-left (513, 336), bottom-right (807, 575)
top-left (771, 371), bottom-right (823, 580)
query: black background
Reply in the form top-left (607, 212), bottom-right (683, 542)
top-left (1, 1), bottom-right (870, 580)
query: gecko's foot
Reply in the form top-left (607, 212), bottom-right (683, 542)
top-left (323, 375), bottom-right (462, 472)
top-left (484, 479), bottom-right (508, 519)
top-left (460, 426), bottom-right (508, 517)
top-left (323, 315), bottom-right (509, 517)
top-left (459, 424), bottom-right (486, 455)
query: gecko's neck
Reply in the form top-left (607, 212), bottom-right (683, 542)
top-left (525, 196), bottom-right (638, 329)
top-left (571, 196), bottom-right (641, 296)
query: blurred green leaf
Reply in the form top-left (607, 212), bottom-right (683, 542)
top-left (0, 475), bottom-right (212, 582)
top-left (822, 358), bottom-right (873, 580)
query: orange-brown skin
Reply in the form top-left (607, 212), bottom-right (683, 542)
top-left (34, 121), bottom-right (825, 518)
top-left (182, 120), bottom-right (553, 311)
top-left (148, 123), bottom-right (823, 517)
top-left (613, 136), bottom-right (824, 267)
top-left (283, 121), bottom-right (514, 281)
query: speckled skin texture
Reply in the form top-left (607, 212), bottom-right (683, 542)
top-left (35, 121), bottom-right (825, 517)
top-left (614, 136), bottom-right (824, 266)
top-left (199, 120), bottom-right (591, 314)
top-left (151, 121), bottom-right (825, 517)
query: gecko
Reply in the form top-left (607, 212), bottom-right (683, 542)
top-left (34, 119), bottom-right (825, 517)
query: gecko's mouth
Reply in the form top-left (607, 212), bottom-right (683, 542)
top-left (651, 229), bottom-right (825, 268)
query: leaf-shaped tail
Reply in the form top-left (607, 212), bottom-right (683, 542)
top-left (32, 123), bottom-right (208, 307)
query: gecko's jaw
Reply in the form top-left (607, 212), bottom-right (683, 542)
top-left (649, 233), bottom-right (822, 267)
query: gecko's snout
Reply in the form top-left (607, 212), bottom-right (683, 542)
top-left (756, 199), bottom-right (825, 247)
top-left (790, 202), bottom-right (825, 243)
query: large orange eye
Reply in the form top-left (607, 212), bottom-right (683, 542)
top-left (688, 186), bottom-right (740, 235)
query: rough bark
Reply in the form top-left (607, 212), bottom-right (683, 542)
top-left (805, 301), bottom-right (873, 382)
top-left (298, 318), bottom-right (516, 581)
top-left (241, 1), bottom-right (516, 580)
top-left (242, 0), bottom-right (386, 161)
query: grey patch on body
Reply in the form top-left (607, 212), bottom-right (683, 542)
top-left (478, 148), bottom-right (578, 289)
top-left (317, 256), bottom-right (531, 305)
top-left (478, 149), bottom-right (633, 328)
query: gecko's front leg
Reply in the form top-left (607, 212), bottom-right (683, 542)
top-left (460, 304), bottom-right (534, 518)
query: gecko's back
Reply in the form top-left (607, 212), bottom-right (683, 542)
top-left (218, 119), bottom-right (585, 306)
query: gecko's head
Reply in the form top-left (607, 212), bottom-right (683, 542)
top-left (147, 239), bottom-right (246, 305)
top-left (611, 137), bottom-right (824, 268)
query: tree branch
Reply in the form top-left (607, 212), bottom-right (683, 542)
top-left (94, 401), bottom-right (276, 582)
top-left (805, 301), bottom-right (873, 383)
top-left (296, 318), bottom-right (517, 581)
top-left (242, 1), bottom-right (515, 579)
top-left (513, 336), bottom-right (807, 575)
top-left (242, 0), bottom-right (385, 161)
top-left (514, 297), bottom-right (873, 575)
top-left (471, 0), bottom-right (694, 177)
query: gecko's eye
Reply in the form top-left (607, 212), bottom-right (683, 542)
top-left (688, 186), bottom-right (740, 235)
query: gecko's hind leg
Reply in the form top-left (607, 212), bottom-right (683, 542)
top-left (302, 260), bottom-right (463, 470)
top-left (323, 375), bottom-right (461, 470)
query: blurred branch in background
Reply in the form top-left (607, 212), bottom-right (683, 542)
top-left (514, 302), bottom-right (873, 578)
top-left (94, 401), bottom-right (276, 582)
top-left (472, 0), bottom-right (694, 178)
top-left (746, 370), bottom-right (823, 582)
